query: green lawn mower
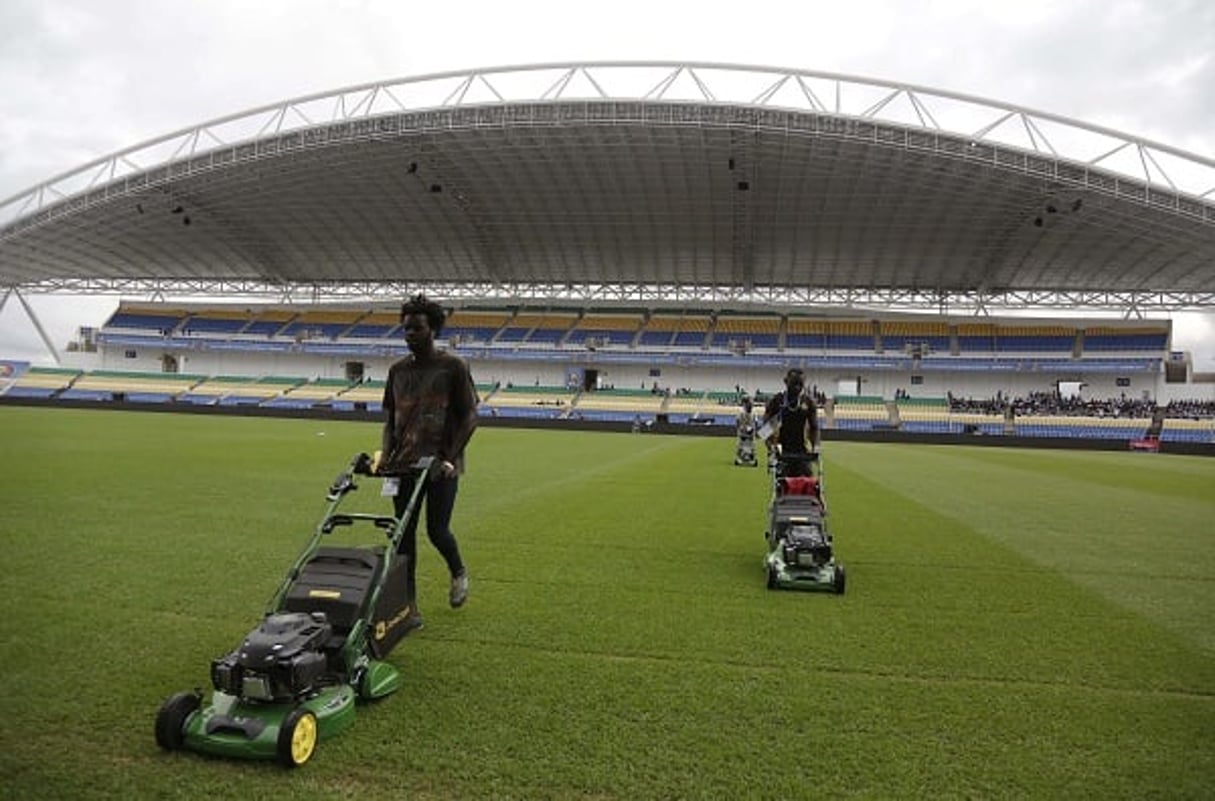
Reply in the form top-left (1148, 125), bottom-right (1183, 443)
top-left (764, 453), bottom-right (846, 594)
top-left (154, 453), bottom-right (435, 767)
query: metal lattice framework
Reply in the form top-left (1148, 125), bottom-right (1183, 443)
top-left (2, 62), bottom-right (1213, 313)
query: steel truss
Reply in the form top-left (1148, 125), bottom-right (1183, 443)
top-left (6, 279), bottom-right (1212, 315)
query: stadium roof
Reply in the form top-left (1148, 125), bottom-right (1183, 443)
top-left (1, 62), bottom-right (1213, 313)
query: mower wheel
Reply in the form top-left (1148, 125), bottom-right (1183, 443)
top-left (832, 564), bottom-right (847, 595)
top-left (278, 708), bottom-right (319, 768)
top-left (154, 691), bottom-right (200, 751)
top-left (766, 564), bottom-right (778, 590)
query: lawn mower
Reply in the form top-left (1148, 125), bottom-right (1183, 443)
top-left (764, 452), bottom-right (846, 594)
top-left (734, 409), bottom-right (759, 467)
top-left (154, 453), bottom-right (435, 767)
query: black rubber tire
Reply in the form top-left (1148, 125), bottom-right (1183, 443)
top-left (766, 564), bottom-right (778, 590)
top-left (277, 708), bottom-right (319, 768)
top-left (833, 564), bottom-right (847, 595)
top-left (154, 692), bottom-right (200, 751)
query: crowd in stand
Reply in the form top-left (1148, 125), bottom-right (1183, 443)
top-left (949, 390), bottom-right (1151, 418)
top-left (1165, 399), bottom-right (1215, 419)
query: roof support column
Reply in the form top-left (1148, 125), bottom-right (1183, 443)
top-left (1, 287), bottom-right (62, 365)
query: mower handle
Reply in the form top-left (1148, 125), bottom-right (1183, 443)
top-left (327, 452), bottom-right (438, 501)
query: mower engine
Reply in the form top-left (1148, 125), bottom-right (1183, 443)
top-left (211, 612), bottom-right (332, 703)
top-left (780, 518), bottom-right (833, 568)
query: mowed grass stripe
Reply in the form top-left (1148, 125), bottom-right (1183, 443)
top-left (827, 443), bottom-right (1215, 652)
top-left (2, 408), bottom-right (1213, 800)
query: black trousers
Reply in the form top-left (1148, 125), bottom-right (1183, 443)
top-left (392, 474), bottom-right (466, 604)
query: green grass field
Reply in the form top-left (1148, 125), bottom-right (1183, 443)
top-left (1, 407), bottom-right (1212, 800)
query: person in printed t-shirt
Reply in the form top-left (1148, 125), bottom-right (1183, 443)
top-left (373, 294), bottom-right (478, 634)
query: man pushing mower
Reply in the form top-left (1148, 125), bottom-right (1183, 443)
top-left (761, 368), bottom-right (820, 475)
top-left (759, 368), bottom-right (845, 594)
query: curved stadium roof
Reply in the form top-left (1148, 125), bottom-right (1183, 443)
top-left (1, 62), bottom-right (1213, 312)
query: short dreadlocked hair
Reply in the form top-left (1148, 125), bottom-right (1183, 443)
top-left (399, 293), bottom-right (447, 334)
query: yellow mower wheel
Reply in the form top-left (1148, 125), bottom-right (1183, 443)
top-left (277, 708), bottom-right (318, 768)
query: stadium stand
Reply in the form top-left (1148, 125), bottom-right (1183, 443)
top-left (241, 309), bottom-right (296, 337)
top-left (179, 375), bottom-right (303, 406)
top-left (639, 313), bottom-right (710, 349)
top-left (181, 308), bottom-right (254, 336)
top-left (572, 388), bottom-right (665, 422)
top-left (483, 384), bottom-right (575, 419)
top-left (264, 378), bottom-right (354, 409)
top-left (344, 311), bottom-right (400, 340)
top-left (785, 318), bottom-right (827, 351)
top-left (1013, 416), bottom-right (1150, 440)
top-left (565, 311), bottom-right (644, 348)
top-left (445, 310), bottom-right (510, 345)
top-left (826, 320), bottom-right (875, 352)
top-left (4, 366), bottom-right (82, 398)
top-left (1159, 418), bottom-right (1214, 444)
top-left (831, 396), bottom-right (890, 431)
top-left (881, 321), bottom-right (951, 355)
top-left (105, 306), bottom-right (186, 335)
top-left (710, 313), bottom-right (780, 351)
top-left (996, 325), bottom-right (1077, 354)
top-left (895, 396), bottom-right (954, 434)
top-left (279, 311), bottom-right (360, 341)
top-left (524, 312), bottom-right (578, 346)
top-left (956, 323), bottom-right (998, 354)
top-left (329, 380), bottom-right (385, 412)
top-left (1083, 326), bottom-right (1170, 352)
top-left (65, 370), bottom-right (204, 404)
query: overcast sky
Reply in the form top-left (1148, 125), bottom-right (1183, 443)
top-left (1, 0), bottom-right (1213, 362)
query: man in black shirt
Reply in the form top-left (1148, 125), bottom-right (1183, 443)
top-left (762, 368), bottom-right (820, 476)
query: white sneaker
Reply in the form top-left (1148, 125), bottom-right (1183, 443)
top-left (450, 570), bottom-right (469, 608)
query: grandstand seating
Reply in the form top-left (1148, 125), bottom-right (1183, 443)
top-left (524, 313), bottom-right (578, 346)
top-left (995, 325), bottom-right (1077, 353)
top-left (639, 314), bottom-right (710, 349)
top-left (9, 359), bottom-right (1209, 452)
top-left (105, 307), bottom-right (185, 334)
top-left (242, 310), bottom-right (296, 337)
top-left (881, 321), bottom-right (950, 355)
top-left (565, 312), bottom-right (644, 348)
top-left (445, 310), bottom-right (510, 345)
top-left (573, 387), bottom-right (664, 422)
top-left (662, 389), bottom-right (737, 424)
top-left (179, 375), bottom-right (303, 405)
top-left (263, 378), bottom-right (355, 408)
top-left (328, 380), bottom-right (384, 412)
top-left (1083, 326), bottom-right (1170, 352)
top-left (831, 396), bottom-right (889, 430)
top-left (482, 384), bottom-right (575, 419)
top-left (345, 311), bottom-right (400, 340)
top-left (182, 308), bottom-right (253, 335)
top-left (278, 311), bottom-right (360, 340)
top-left (1012, 416), bottom-right (1150, 440)
top-left (1158, 418), bottom-right (1214, 444)
top-left (4, 366), bottom-right (82, 398)
top-left (66, 370), bottom-right (204, 403)
top-left (785, 318), bottom-right (827, 351)
top-left (895, 397), bottom-right (951, 434)
top-left (826, 320), bottom-right (875, 351)
top-left (85, 304), bottom-right (1175, 385)
top-left (710, 314), bottom-right (780, 350)
top-left (956, 323), bottom-right (997, 354)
